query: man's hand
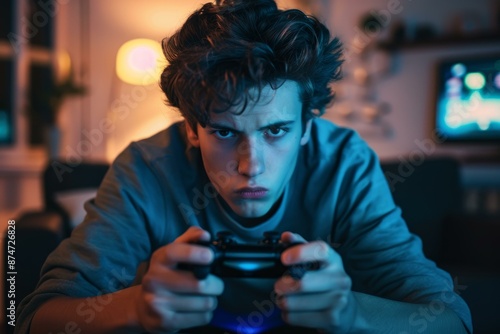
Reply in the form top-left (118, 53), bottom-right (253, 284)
top-left (137, 226), bottom-right (224, 333)
top-left (274, 232), bottom-right (356, 333)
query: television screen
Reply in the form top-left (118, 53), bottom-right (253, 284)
top-left (434, 54), bottom-right (500, 142)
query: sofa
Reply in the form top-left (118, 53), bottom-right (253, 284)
top-left (2, 160), bottom-right (109, 334)
top-left (381, 157), bottom-right (500, 333)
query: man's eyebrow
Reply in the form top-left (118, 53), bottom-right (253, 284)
top-left (207, 120), bottom-right (296, 132)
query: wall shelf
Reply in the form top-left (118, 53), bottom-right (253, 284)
top-left (377, 31), bottom-right (500, 52)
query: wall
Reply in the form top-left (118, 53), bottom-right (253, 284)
top-left (57, 0), bottom-right (201, 163)
top-left (323, 0), bottom-right (500, 160)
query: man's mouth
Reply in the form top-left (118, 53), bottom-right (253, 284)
top-left (235, 187), bottom-right (269, 199)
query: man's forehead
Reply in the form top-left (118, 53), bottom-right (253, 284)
top-left (207, 81), bottom-right (301, 126)
top-left (207, 111), bottom-right (298, 131)
top-left (249, 80), bottom-right (299, 98)
top-left (207, 104), bottom-right (300, 130)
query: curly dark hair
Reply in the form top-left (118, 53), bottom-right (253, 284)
top-left (160, 0), bottom-right (343, 130)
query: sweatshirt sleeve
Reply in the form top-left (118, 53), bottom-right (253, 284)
top-left (331, 134), bottom-right (473, 333)
top-left (14, 143), bottom-right (166, 334)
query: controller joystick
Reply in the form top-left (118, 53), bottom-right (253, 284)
top-left (178, 231), bottom-right (321, 280)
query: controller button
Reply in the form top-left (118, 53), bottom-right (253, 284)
top-left (263, 231), bottom-right (281, 244)
top-left (216, 231), bottom-right (234, 244)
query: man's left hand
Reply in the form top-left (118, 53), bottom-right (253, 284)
top-left (274, 232), bottom-right (356, 333)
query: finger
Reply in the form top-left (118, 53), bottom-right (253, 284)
top-left (276, 291), bottom-right (348, 312)
top-left (166, 311), bottom-right (214, 330)
top-left (151, 310), bottom-right (214, 332)
top-left (175, 226), bottom-right (211, 244)
top-left (274, 271), bottom-right (350, 295)
top-left (300, 269), bottom-right (351, 293)
top-left (280, 231), bottom-right (307, 244)
top-left (143, 268), bottom-right (224, 295)
top-left (281, 241), bottom-right (336, 266)
top-left (153, 243), bottom-right (214, 268)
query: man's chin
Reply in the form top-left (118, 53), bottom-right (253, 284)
top-left (227, 201), bottom-right (273, 219)
top-left (231, 206), bottom-right (269, 219)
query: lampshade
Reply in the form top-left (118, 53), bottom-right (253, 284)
top-left (115, 38), bottom-right (163, 85)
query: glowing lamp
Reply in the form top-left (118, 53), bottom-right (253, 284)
top-left (115, 38), bottom-right (163, 85)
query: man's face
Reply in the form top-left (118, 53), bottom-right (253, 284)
top-left (186, 81), bottom-right (309, 218)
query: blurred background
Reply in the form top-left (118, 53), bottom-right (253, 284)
top-left (1, 0), bottom-right (500, 226)
top-left (1, 0), bottom-right (500, 332)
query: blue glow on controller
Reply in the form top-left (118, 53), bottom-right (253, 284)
top-left (237, 262), bottom-right (262, 271)
top-left (225, 261), bottom-right (274, 271)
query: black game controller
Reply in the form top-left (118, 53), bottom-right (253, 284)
top-left (178, 231), bottom-right (321, 280)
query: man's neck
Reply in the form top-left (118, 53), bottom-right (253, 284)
top-left (217, 193), bottom-right (284, 228)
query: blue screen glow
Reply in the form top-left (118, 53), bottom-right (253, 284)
top-left (435, 55), bottom-right (500, 141)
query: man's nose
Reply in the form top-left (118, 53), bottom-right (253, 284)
top-left (237, 137), bottom-right (264, 177)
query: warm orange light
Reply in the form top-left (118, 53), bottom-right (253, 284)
top-left (116, 38), bottom-right (164, 85)
top-left (55, 51), bottom-right (72, 81)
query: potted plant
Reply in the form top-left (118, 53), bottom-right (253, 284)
top-left (43, 69), bottom-right (87, 158)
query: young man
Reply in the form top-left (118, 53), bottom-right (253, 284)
top-left (17, 1), bottom-right (472, 333)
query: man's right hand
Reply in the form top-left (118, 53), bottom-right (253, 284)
top-left (137, 226), bottom-right (224, 333)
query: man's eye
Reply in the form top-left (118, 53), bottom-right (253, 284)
top-left (266, 126), bottom-right (288, 137)
top-left (213, 130), bottom-right (234, 139)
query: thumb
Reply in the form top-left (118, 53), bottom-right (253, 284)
top-left (281, 231), bottom-right (307, 244)
top-left (174, 226), bottom-right (211, 244)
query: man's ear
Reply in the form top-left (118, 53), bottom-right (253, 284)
top-left (185, 121), bottom-right (200, 147)
top-left (300, 119), bottom-right (312, 146)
